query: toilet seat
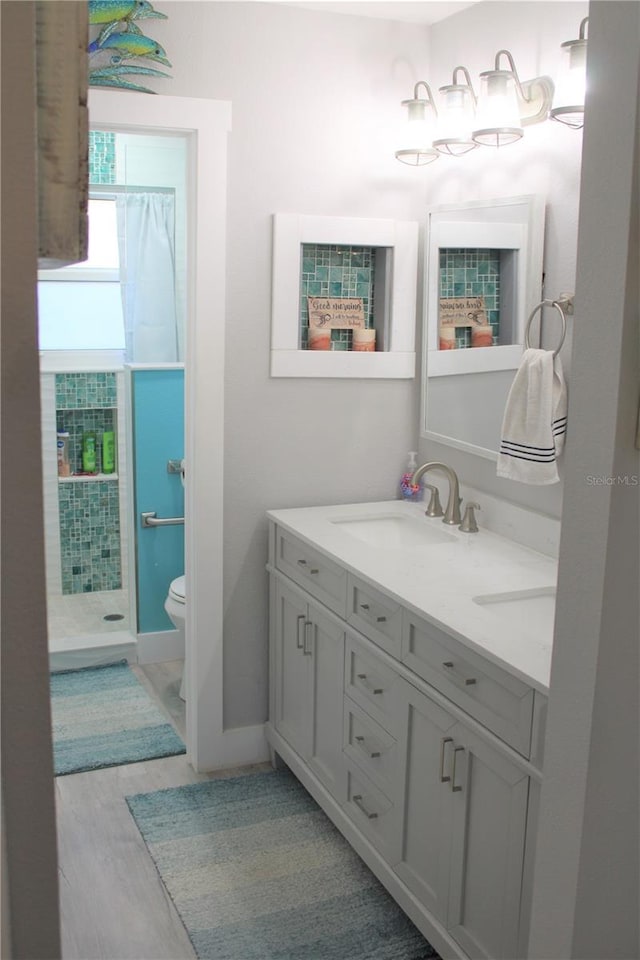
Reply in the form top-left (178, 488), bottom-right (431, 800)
top-left (168, 575), bottom-right (185, 604)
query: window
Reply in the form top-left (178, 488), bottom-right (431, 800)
top-left (38, 197), bottom-right (125, 351)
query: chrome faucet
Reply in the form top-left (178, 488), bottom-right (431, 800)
top-left (411, 461), bottom-right (462, 525)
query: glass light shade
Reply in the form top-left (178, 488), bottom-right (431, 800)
top-left (550, 38), bottom-right (587, 128)
top-left (395, 97), bottom-right (439, 166)
top-left (472, 70), bottom-right (523, 147)
top-left (433, 85), bottom-right (477, 156)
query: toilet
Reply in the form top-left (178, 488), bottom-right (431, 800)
top-left (164, 575), bottom-right (186, 700)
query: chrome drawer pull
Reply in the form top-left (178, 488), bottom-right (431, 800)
top-left (452, 746), bottom-right (465, 792)
top-left (352, 794), bottom-right (378, 819)
top-left (309, 569), bottom-right (319, 575)
top-left (303, 620), bottom-right (313, 656)
top-left (356, 673), bottom-right (383, 695)
top-left (296, 614), bottom-right (305, 649)
top-left (442, 661), bottom-right (477, 686)
top-left (359, 603), bottom-right (387, 624)
top-left (439, 736), bottom-right (453, 783)
top-left (297, 558), bottom-right (307, 565)
top-left (355, 735), bottom-right (381, 759)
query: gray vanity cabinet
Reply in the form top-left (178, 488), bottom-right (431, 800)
top-left (445, 720), bottom-right (529, 960)
top-left (390, 677), bottom-right (457, 925)
top-left (268, 520), bottom-right (543, 960)
top-left (272, 577), bottom-right (346, 801)
top-left (391, 677), bottom-right (528, 960)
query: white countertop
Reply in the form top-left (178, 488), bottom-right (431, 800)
top-left (267, 500), bottom-right (557, 693)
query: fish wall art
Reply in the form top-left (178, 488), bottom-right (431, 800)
top-left (88, 0), bottom-right (171, 94)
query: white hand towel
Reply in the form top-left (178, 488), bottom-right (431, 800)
top-left (497, 348), bottom-right (567, 484)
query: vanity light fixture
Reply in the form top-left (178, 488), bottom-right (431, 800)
top-left (472, 49), bottom-right (554, 147)
top-left (433, 66), bottom-right (478, 157)
top-left (395, 81), bottom-right (439, 166)
top-left (550, 17), bottom-right (588, 128)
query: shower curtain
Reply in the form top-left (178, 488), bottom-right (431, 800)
top-left (116, 192), bottom-right (178, 363)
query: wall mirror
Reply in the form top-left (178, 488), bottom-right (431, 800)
top-left (420, 194), bottom-right (545, 460)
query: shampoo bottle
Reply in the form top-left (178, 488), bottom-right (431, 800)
top-left (57, 431), bottom-right (71, 477)
top-left (102, 431), bottom-right (115, 474)
top-left (399, 451), bottom-right (422, 502)
top-left (82, 431), bottom-right (97, 474)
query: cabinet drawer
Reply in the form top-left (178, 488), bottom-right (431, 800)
top-left (345, 635), bottom-right (401, 736)
top-left (275, 527), bottom-right (347, 616)
top-left (347, 574), bottom-right (402, 657)
top-left (343, 695), bottom-right (399, 799)
top-left (402, 612), bottom-right (535, 757)
top-left (344, 762), bottom-right (397, 864)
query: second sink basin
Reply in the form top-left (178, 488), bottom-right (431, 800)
top-left (331, 513), bottom-right (456, 549)
top-left (473, 586), bottom-right (556, 637)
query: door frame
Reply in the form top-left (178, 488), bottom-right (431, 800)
top-left (88, 90), bottom-right (241, 770)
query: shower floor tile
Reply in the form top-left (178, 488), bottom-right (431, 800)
top-left (47, 589), bottom-right (130, 644)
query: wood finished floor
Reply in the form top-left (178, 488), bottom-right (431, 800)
top-left (56, 660), bottom-right (270, 959)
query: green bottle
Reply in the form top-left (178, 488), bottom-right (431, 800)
top-left (102, 431), bottom-right (115, 474)
top-left (82, 431), bottom-right (97, 473)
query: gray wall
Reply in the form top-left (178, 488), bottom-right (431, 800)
top-left (1, 2), bottom-right (61, 956)
top-left (529, 3), bottom-right (640, 955)
top-left (156, 1), bottom-right (432, 727)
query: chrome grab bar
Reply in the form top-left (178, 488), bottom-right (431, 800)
top-left (141, 511), bottom-right (185, 528)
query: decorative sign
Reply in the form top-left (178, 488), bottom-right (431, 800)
top-left (439, 296), bottom-right (488, 329)
top-left (307, 297), bottom-right (365, 330)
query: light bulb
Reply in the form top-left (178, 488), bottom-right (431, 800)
top-left (433, 84), bottom-right (477, 157)
top-left (395, 83), bottom-right (439, 166)
top-left (550, 19), bottom-right (588, 128)
top-left (473, 70), bottom-right (523, 147)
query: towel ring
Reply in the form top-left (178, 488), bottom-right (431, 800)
top-left (524, 299), bottom-right (567, 358)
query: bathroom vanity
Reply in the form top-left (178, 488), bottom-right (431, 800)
top-left (266, 500), bottom-right (556, 960)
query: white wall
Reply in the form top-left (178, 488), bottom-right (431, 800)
top-left (154, 1), bottom-right (432, 727)
top-left (419, 1), bottom-right (588, 520)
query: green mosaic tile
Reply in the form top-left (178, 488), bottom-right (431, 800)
top-left (56, 371), bottom-right (121, 594)
top-left (88, 131), bottom-right (116, 185)
top-left (439, 248), bottom-right (501, 347)
top-left (58, 479), bottom-right (121, 594)
top-left (299, 244), bottom-right (377, 349)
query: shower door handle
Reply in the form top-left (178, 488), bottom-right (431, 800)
top-left (141, 512), bottom-right (185, 528)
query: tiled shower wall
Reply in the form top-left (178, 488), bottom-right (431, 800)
top-left (439, 248), bottom-right (501, 348)
top-left (89, 131), bottom-right (116, 185)
top-left (299, 244), bottom-right (376, 349)
top-left (56, 372), bottom-right (122, 594)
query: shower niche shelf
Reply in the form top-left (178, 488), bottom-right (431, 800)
top-left (58, 473), bottom-right (119, 483)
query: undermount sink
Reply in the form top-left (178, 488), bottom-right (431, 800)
top-left (331, 513), bottom-right (456, 548)
top-left (473, 586), bottom-right (556, 636)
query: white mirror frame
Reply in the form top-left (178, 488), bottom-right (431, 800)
top-left (420, 194), bottom-right (545, 460)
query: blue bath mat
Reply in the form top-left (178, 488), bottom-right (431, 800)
top-left (126, 768), bottom-right (439, 960)
top-left (50, 660), bottom-right (185, 776)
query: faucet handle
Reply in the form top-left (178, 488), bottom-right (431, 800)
top-left (459, 501), bottom-right (481, 533)
top-left (424, 483), bottom-right (444, 518)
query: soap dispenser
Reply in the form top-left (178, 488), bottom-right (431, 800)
top-left (399, 451), bottom-right (423, 502)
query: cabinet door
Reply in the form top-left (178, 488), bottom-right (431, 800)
top-left (447, 722), bottom-right (529, 960)
top-left (391, 677), bottom-right (457, 925)
top-left (307, 603), bottom-right (346, 801)
top-left (273, 579), bottom-right (312, 759)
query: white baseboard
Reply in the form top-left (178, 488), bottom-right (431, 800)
top-left (136, 629), bottom-right (184, 665)
top-left (49, 638), bottom-right (136, 672)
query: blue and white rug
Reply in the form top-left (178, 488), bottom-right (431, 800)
top-left (126, 768), bottom-right (439, 960)
top-left (50, 660), bottom-right (185, 776)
